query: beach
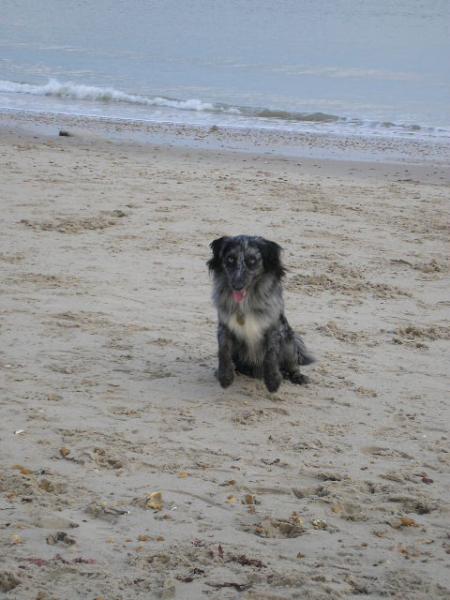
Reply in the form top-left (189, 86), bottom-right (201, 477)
top-left (1, 114), bottom-right (449, 599)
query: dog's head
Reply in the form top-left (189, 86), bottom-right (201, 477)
top-left (207, 235), bottom-right (286, 303)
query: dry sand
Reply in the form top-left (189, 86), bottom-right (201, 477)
top-left (1, 117), bottom-right (449, 599)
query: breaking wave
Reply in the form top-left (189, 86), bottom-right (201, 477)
top-left (255, 109), bottom-right (340, 122)
top-left (0, 78), bottom-right (447, 139)
top-left (0, 78), bottom-right (343, 124)
top-left (0, 78), bottom-right (219, 112)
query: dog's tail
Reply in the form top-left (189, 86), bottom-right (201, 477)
top-left (295, 334), bottom-right (316, 365)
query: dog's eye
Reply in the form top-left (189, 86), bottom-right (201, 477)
top-left (246, 257), bottom-right (257, 268)
top-left (226, 255), bottom-right (236, 265)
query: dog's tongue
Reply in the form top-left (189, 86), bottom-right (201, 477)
top-left (232, 289), bottom-right (247, 303)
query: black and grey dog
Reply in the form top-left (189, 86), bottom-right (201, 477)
top-left (208, 235), bottom-right (314, 393)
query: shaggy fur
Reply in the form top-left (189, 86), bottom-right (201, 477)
top-left (208, 235), bottom-right (314, 392)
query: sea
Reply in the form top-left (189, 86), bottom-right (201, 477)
top-left (1, 0), bottom-right (449, 144)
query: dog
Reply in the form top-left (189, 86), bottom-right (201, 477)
top-left (208, 235), bottom-right (314, 392)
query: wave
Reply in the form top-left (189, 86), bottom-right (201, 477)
top-left (255, 109), bottom-right (340, 123)
top-left (0, 78), bottom-right (342, 124)
top-left (0, 78), bottom-right (447, 139)
top-left (0, 78), bottom-right (219, 112)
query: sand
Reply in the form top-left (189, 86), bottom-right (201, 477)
top-left (0, 116), bottom-right (449, 599)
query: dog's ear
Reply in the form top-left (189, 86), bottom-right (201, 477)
top-left (259, 238), bottom-right (286, 279)
top-left (207, 236), bottom-right (228, 273)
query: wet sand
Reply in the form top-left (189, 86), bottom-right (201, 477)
top-left (1, 118), bottom-right (449, 599)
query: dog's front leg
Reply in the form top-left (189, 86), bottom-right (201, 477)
top-left (217, 323), bottom-right (234, 388)
top-left (263, 328), bottom-right (283, 393)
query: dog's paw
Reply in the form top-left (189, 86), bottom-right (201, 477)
top-left (217, 366), bottom-right (234, 388)
top-left (289, 371), bottom-right (309, 385)
top-left (264, 372), bottom-right (282, 393)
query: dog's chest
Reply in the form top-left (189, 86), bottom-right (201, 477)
top-left (227, 311), bottom-right (266, 347)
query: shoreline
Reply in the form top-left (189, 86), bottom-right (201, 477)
top-left (1, 119), bottom-right (449, 599)
top-left (2, 108), bottom-right (450, 172)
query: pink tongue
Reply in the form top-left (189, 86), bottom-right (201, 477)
top-left (232, 290), bottom-right (247, 303)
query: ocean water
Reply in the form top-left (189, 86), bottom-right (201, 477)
top-left (1, 0), bottom-right (449, 141)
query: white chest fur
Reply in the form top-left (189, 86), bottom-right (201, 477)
top-left (227, 312), bottom-right (266, 347)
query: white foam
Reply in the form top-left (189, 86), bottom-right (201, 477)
top-left (0, 78), bottom-right (217, 112)
top-left (1, 78), bottom-right (449, 142)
